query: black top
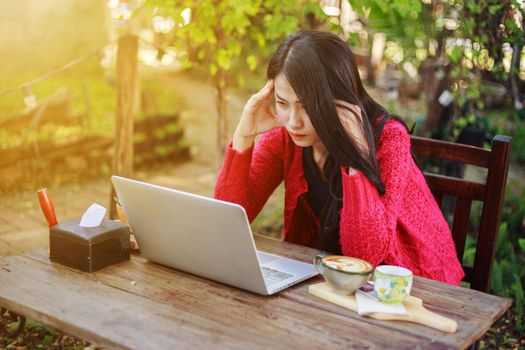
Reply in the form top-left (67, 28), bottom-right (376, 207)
top-left (302, 147), bottom-right (329, 216)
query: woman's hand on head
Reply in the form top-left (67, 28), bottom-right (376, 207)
top-left (233, 80), bottom-right (280, 151)
top-left (335, 99), bottom-right (370, 156)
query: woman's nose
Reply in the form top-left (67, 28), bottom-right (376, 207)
top-left (287, 109), bottom-right (303, 129)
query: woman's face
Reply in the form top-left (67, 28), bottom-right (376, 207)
top-left (274, 74), bottom-right (323, 150)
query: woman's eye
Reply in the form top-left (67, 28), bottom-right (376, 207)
top-left (277, 101), bottom-right (286, 106)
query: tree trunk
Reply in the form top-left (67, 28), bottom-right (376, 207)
top-left (109, 35), bottom-right (138, 219)
top-left (215, 69), bottom-right (229, 169)
top-left (509, 42), bottom-right (523, 110)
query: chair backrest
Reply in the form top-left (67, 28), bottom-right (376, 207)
top-left (410, 135), bottom-right (512, 292)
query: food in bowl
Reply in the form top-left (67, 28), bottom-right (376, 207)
top-left (323, 256), bottom-right (371, 273)
top-left (314, 254), bottom-right (373, 295)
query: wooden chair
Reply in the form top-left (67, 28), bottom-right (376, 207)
top-left (410, 135), bottom-right (512, 292)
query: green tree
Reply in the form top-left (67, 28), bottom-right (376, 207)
top-left (349, 0), bottom-right (524, 136)
top-left (146, 0), bottom-right (327, 159)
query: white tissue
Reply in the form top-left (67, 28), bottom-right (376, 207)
top-left (79, 203), bottom-right (106, 227)
top-left (355, 290), bottom-right (407, 315)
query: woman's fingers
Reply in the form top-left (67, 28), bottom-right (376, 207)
top-left (248, 82), bottom-right (274, 113)
top-left (239, 81), bottom-right (278, 135)
top-left (335, 99), bottom-right (361, 121)
top-left (335, 100), bottom-right (362, 132)
top-left (254, 80), bottom-right (274, 104)
top-left (334, 99), bottom-right (369, 154)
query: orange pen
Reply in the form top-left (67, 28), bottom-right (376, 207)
top-left (37, 188), bottom-right (58, 227)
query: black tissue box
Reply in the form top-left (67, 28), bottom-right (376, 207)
top-left (50, 218), bottom-right (130, 272)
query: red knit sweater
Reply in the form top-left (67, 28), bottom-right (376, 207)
top-left (215, 120), bottom-right (464, 285)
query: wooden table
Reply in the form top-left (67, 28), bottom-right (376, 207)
top-left (0, 236), bottom-right (511, 350)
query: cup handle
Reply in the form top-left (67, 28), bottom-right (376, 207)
top-left (314, 253), bottom-right (327, 274)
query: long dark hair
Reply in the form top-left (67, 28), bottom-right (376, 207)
top-left (267, 30), bottom-right (389, 254)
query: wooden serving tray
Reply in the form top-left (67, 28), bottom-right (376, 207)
top-left (308, 282), bottom-right (457, 333)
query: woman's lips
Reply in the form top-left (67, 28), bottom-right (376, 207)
top-left (289, 131), bottom-right (306, 139)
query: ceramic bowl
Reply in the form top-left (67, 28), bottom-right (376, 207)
top-left (314, 254), bottom-right (373, 295)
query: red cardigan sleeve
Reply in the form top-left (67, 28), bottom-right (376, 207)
top-left (214, 128), bottom-right (285, 222)
top-left (339, 121), bottom-right (411, 266)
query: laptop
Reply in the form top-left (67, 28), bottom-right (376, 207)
top-left (111, 175), bottom-right (318, 295)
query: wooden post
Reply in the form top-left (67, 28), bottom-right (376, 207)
top-left (109, 35), bottom-right (138, 219)
top-left (215, 69), bottom-right (229, 168)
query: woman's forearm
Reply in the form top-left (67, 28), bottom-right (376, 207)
top-left (232, 129), bottom-right (256, 153)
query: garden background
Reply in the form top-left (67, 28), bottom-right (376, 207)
top-left (0, 0), bottom-right (523, 348)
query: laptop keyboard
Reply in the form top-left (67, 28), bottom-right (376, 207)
top-left (262, 267), bottom-right (295, 286)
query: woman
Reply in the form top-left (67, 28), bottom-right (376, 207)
top-left (215, 30), bottom-right (464, 285)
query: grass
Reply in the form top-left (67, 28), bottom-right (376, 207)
top-left (0, 310), bottom-right (94, 349)
top-left (0, 59), bottom-right (116, 151)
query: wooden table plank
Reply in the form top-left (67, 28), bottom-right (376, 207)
top-left (0, 254), bottom-right (284, 350)
top-left (255, 236), bottom-right (512, 349)
top-left (19, 250), bottom-right (444, 350)
top-left (0, 235), bottom-right (511, 350)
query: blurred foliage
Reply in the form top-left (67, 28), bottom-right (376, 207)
top-left (485, 108), bottom-right (525, 165)
top-left (140, 77), bottom-right (185, 118)
top-left (143, 0), bottom-right (330, 151)
top-left (0, 58), bottom-right (187, 193)
top-left (0, 59), bottom-right (116, 150)
top-left (463, 182), bottom-right (525, 331)
top-left (0, 59), bottom-right (113, 117)
top-left (358, 4), bottom-right (525, 334)
top-left (350, 0), bottom-right (524, 80)
top-left (348, 0), bottom-right (426, 65)
top-left (351, 0), bottom-right (524, 142)
top-left (0, 0), bottom-right (108, 92)
top-left (145, 0), bottom-right (329, 83)
top-left (0, 309), bottom-right (93, 349)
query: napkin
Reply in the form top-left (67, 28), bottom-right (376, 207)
top-left (355, 284), bottom-right (407, 315)
top-left (79, 203), bottom-right (106, 227)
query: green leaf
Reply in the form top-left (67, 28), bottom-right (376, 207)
top-left (206, 29), bottom-right (217, 44)
top-left (457, 117), bottom-right (468, 128)
top-left (154, 145), bottom-right (169, 156)
top-left (180, 60), bottom-right (194, 69)
top-left (6, 321), bottom-right (20, 332)
top-left (451, 66), bottom-right (462, 78)
top-left (392, 0), bottom-right (421, 18)
top-left (209, 63), bottom-right (218, 76)
top-left (463, 236), bottom-right (476, 266)
top-left (374, 0), bottom-right (389, 13)
top-left (216, 49), bottom-right (231, 70)
top-left (197, 49), bottom-right (206, 60)
top-left (164, 122), bottom-right (181, 134)
top-left (491, 261), bottom-right (503, 293)
top-left (190, 27), bottom-right (207, 44)
top-left (510, 275), bottom-right (524, 318)
top-left (237, 73), bottom-right (245, 88)
top-left (449, 47), bottom-right (463, 63)
top-left (229, 41), bottom-right (242, 56)
top-left (519, 238), bottom-right (525, 252)
top-left (303, 3), bottom-right (326, 18)
top-left (505, 18), bottom-right (519, 32)
top-left (42, 335), bottom-right (54, 346)
top-left (464, 18), bottom-right (475, 34)
top-left (466, 2), bottom-right (482, 14)
top-left (475, 100), bottom-right (485, 110)
top-left (255, 31), bottom-right (266, 47)
top-left (246, 55), bottom-right (257, 71)
top-left (489, 4), bottom-right (503, 15)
